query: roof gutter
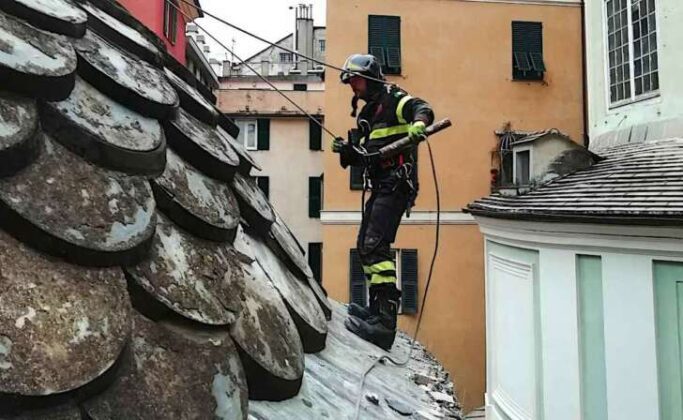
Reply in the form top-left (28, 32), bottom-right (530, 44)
top-left (464, 207), bottom-right (683, 227)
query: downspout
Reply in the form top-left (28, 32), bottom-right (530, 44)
top-left (580, 0), bottom-right (590, 148)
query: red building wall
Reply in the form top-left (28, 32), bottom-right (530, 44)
top-left (117, 0), bottom-right (188, 64)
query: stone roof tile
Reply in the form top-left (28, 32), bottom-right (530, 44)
top-left (0, 0), bottom-right (456, 417)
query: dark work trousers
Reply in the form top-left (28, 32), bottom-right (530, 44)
top-left (357, 180), bottom-right (410, 286)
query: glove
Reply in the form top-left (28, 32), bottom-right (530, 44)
top-left (331, 137), bottom-right (348, 154)
top-left (408, 121), bottom-right (427, 143)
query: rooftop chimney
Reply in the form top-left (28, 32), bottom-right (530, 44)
top-left (295, 4), bottom-right (314, 75)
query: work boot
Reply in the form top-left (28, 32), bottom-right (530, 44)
top-left (345, 284), bottom-right (401, 351)
top-left (347, 285), bottom-right (379, 320)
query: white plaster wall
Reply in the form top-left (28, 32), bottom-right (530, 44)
top-left (602, 253), bottom-right (660, 420)
top-left (487, 253), bottom-right (539, 420)
top-left (537, 248), bottom-right (581, 420)
top-left (586, 0), bottom-right (683, 145)
top-left (527, 137), bottom-right (579, 182)
top-left (247, 118), bottom-right (324, 252)
top-left (479, 218), bottom-right (683, 420)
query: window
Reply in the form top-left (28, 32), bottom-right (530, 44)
top-left (255, 176), bottom-right (269, 198)
top-left (512, 21), bottom-right (545, 81)
top-left (308, 243), bottom-right (322, 283)
top-left (236, 120), bottom-right (258, 150)
top-left (163, 0), bottom-right (178, 45)
top-left (348, 248), bottom-right (418, 314)
top-left (368, 15), bottom-right (401, 75)
top-left (257, 119), bottom-right (270, 150)
top-left (605, 0), bottom-right (659, 105)
top-left (280, 52), bottom-right (293, 63)
top-left (309, 117), bottom-right (323, 150)
top-left (308, 176), bottom-right (322, 218)
top-left (319, 39), bottom-right (326, 53)
top-left (514, 148), bottom-right (531, 185)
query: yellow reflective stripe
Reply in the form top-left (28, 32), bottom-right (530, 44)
top-left (362, 265), bottom-right (372, 274)
top-left (396, 95), bottom-right (413, 124)
top-left (370, 273), bottom-right (397, 285)
top-left (369, 124), bottom-right (410, 140)
top-left (367, 261), bottom-right (396, 274)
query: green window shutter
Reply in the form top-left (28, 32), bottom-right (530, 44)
top-left (349, 249), bottom-right (367, 306)
top-left (512, 21), bottom-right (545, 81)
top-left (400, 249), bottom-right (418, 314)
top-left (308, 243), bottom-right (322, 283)
top-left (654, 261), bottom-right (683, 420)
top-left (257, 119), bottom-right (270, 150)
top-left (368, 15), bottom-right (401, 75)
top-left (309, 117), bottom-right (322, 151)
top-left (308, 176), bottom-right (321, 218)
top-left (256, 176), bottom-right (269, 198)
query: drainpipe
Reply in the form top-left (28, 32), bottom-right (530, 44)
top-left (580, 0), bottom-right (590, 148)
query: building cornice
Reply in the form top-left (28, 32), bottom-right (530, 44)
top-left (320, 211), bottom-right (476, 225)
top-left (453, 0), bottom-right (581, 6)
top-left (475, 216), bottom-right (683, 255)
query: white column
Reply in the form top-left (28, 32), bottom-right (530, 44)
top-left (538, 249), bottom-right (581, 420)
top-left (602, 254), bottom-right (660, 420)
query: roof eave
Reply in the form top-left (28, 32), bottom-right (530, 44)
top-left (466, 207), bottom-right (683, 227)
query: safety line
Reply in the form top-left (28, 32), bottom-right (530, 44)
top-left (174, 0), bottom-right (392, 85)
top-left (166, 0), bottom-right (341, 140)
top-left (353, 137), bottom-right (441, 420)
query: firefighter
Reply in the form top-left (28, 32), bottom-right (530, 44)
top-left (332, 54), bottom-right (434, 350)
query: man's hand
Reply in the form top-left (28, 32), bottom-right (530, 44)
top-left (408, 121), bottom-right (427, 143)
top-left (332, 137), bottom-right (348, 153)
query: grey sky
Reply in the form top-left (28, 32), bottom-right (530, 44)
top-left (195, 0), bottom-right (326, 63)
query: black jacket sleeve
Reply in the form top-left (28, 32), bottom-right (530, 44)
top-left (402, 96), bottom-right (435, 126)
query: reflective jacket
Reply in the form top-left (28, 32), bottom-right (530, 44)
top-left (357, 85), bottom-right (434, 155)
top-left (341, 85), bottom-right (434, 182)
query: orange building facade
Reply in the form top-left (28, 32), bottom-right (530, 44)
top-left (322, 0), bottom-right (584, 412)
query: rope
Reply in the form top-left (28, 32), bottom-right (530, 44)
top-left (353, 137), bottom-right (441, 419)
top-left (165, 0), bottom-right (341, 140)
top-left (174, 0), bottom-right (393, 85)
top-left (164, 3), bottom-right (443, 416)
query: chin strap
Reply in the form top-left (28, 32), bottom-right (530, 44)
top-left (350, 95), bottom-right (359, 117)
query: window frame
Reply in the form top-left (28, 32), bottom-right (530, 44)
top-left (236, 119), bottom-right (258, 151)
top-left (308, 243), bottom-right (323, 284)
top-left (163, 0), bottom-right (178, 45)
top-left (255, 176), bottom-right (269, 198)
top-left (511, 21), bottom-right (545, 82)
top-left (280, 52), bottom-right (293, 63)
top-left (513, 145), bottom-right (533, 186)
top-left (368, 15), bottom-right (402, 76)
top-left (603, 0), bottom-right (660, 109)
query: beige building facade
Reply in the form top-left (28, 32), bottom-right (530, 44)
top-left (323, 0), bottom-right (584, 412)
top-left (217, 76), bottom-right (325, 280)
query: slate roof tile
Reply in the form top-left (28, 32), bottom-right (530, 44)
top-left (467, 138), bottom-right (683, 225)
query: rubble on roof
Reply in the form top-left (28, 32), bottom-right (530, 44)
top-left (249, 302), bottom-right (462, 420)
top-left (0, 0), bottom-right (457, 417)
